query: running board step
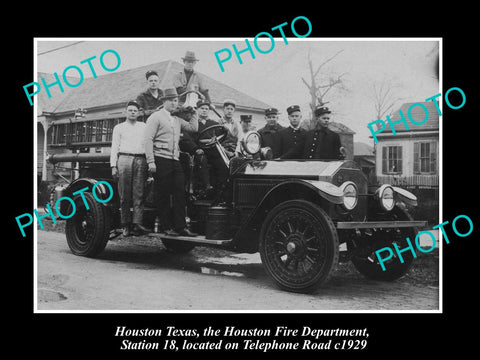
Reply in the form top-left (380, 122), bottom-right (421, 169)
top-left (336, 220), bottom-right (427, 229)
top-left (147, 232), bottom-right (233, 246)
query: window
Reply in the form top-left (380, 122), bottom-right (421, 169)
top-left (49, 118), bottom-right (123, 145)
top-left (382, 146), bottom-right (402, 174)
top-left (50, 124), bottom-right (66, 145)
top-left (414, 141), bottom-right (437, 174)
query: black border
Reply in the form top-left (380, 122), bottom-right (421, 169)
top-left (9, 8), bottom-right (477, 357)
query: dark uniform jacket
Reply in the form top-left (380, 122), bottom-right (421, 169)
top-left (258, 123), bottom-right (284, 158)
top-left (179, 131), bottom-right (199, 155)
top-left (136, 89), bottom-right (164, 112)
top-left (180, 118), bottom-right (220, 154)
top-left (197, 118), bottom-right (223, 158)
top-left (303, 127), bottom-right (342, 160)
top-left (278, 126), bottom-right (307, 159)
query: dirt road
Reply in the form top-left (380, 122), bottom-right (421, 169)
top-left (37, 230), bottom-right (439, 311)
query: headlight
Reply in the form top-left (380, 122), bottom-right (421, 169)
top-left (242, 131), bottom-right (261, 154)
top-left (339, 181), bottom-right (358, 210)
top-left (376, 185), bottom-right (395, 211)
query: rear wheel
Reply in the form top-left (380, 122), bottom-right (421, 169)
top-left (259, 200), bottom-right (339, 293)
top-left (351, 207), bottom-right (417, 281)
top-left (162, 239), bottom-right (196, 254)
top-left (65, 192), bottom-right (111, 257)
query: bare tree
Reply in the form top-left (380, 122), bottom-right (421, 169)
top-left (371, 79), bottom-right (404, 121)
top-left (300, 49), bottom-right (348, 129)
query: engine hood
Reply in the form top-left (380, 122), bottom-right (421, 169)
top-left (238, 160), bottom-right (346, 180)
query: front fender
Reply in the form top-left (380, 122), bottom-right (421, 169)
top-left (232, 179), bottom-right (343, 252)
top-left (303, 180), bottom-right (344, 205)
top-left (60, 178), bottom-right (118, 214)
top-left (392, 186), bottom-right (418, 207)
top-left (249, 178), bottom-right (344, 222)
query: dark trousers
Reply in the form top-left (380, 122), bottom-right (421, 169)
top-left (195, 154), bottom-right (211, 189)
top-left (191, 152), bottom-right (228, 192)
top-left (154, 156), bottom-right (186, 231)
top-left (205, 150), bottom-right (229, 191)
top-left (117, 154), bottom-right (147, 225)
top-left (210, 157), bottom-right (229, 191)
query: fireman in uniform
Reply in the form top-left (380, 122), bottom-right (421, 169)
top-left (258, 107), bottom-right (284, 158)
top-left (303, 106), bottom-right (345, 160)
top-left (236, 114), bottom-right (254, 157)
top-left (278, 105), bottom-right (307, 159)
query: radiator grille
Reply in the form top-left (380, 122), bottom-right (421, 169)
top-left (234, 179), bottom-right (279, 206)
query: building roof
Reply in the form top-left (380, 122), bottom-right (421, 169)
top-left (300, 120), bottom-right (356, 134)
top-left (382, 101), bottom-right (439, 133)
top-left (329, 121), bottom-right (356, 135)
top-left (354, 142), bottom-right (374, 156)
top-left (36, 72), bottom-right (79, 114)
top-left (38, 60), bottom-right (272, 115)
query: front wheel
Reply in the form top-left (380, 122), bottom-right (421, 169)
top-left (65, 192), bottom-right (111, 257)
top-left (351, 207), bottom-right (417, 281)
top-left (259, 200), bottom-right (339, 294)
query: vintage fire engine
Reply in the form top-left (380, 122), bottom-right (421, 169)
top-left (48, 95), bottom-right (426, 293)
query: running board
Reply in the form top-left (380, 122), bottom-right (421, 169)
top-left (147, 232), bottom-right (233, 246)
top-left (336, 220), bottom-right (427, 229)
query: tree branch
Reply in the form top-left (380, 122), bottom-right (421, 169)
top-left (313, 49), bottom-right (344, 78)
top-left (301, 77), bottom-right (311, 89)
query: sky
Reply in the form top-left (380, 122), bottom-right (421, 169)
top-left (36, 38), bottom-right (439, 145)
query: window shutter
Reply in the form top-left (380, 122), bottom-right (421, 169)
top-left (430, 141), bottom-right (437, 174)
top-left (413, 142), bottom-right (419, 174)
top-left (382, 147), bottom-right (387, 174)
top-left (398, 146), bottom-right (403, 173)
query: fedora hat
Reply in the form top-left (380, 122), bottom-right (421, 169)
top-left (160, 88), bottom-right (179, 101)
top-left (181, 51), bottom-right (199, 62)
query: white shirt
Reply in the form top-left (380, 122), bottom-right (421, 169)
top-left (110, 120), bottom-right (146, 167)
top-left (220, 116), bottom-right (241, 138)
top-left (236, 129), bottom-right (250, 154)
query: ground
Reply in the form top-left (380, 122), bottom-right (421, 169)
top-left (36, 224), bottom-right (439, 311)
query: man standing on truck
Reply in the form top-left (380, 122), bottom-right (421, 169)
top-left (136, 70), bottom-right (164, 116)
top-left (110, 100), bottom-right (151, 237)
top-left (173, 51), bottom-right (211, 104)
top-left (236, 114), bottom-right (255, 157)
top-left (144, 88), bottom-right (199, 237)
top-left (303, 106), bottom-right (345, 160)
top-left (193, 99), bottom-right (223, 192)
top-left (258, 108), bottom-right (284, 158)
top-left (218, 98), bottom-right (241, 159)
top-left (278, 105), bottom-right (306, 159)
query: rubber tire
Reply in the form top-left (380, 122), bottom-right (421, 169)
top-left (259, 200), bottom-right (339, 294)
top-left (162, 239), bottom-right (196, 254)
top-left (65, 192), bottom-right (111, 257)
top-left (351, 207), bottom-right (417, 281)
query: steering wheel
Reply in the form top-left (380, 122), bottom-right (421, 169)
top-left (197, 124), bottom-right (229, 149)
